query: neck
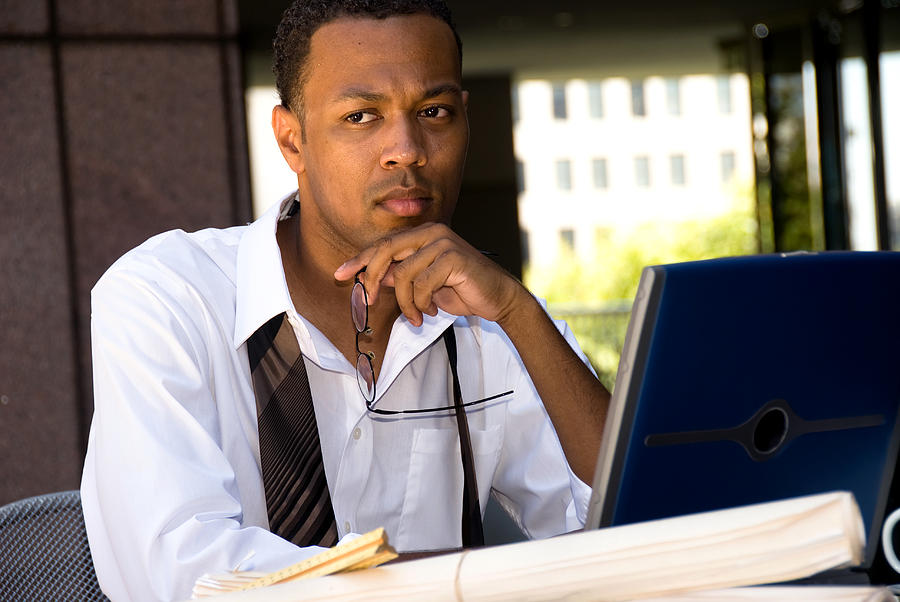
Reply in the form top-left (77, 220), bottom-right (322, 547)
top-left (277, 212), bottom-right (400, 357)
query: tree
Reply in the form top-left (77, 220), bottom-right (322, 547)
top-left (526, 195), bottom-right (758, 389)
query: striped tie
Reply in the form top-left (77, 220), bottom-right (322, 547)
top-left (247, 313), bottom-right (338, 547)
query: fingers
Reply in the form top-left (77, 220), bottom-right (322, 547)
top-left (332, 222), bottom-right (511, 326)
top-left (391, 242), bottom-right (460, 326)
top-left (333, 223), bottom-right (460, 306)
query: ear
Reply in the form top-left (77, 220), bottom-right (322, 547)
top-left (462, 89), bottom-right (469, 111)
top-left (272, 105), bottom-right (305, 174)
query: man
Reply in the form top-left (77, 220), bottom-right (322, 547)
top-left (81, 1), bottom-right (609, 600)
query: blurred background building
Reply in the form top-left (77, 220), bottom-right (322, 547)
top-left (2, 0), bottom-right (899, 515)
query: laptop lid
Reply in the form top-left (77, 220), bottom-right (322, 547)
top-left (585, 251), bottom-right (900, 568)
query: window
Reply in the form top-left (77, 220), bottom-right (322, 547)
top-left (665, 78), bottom-right (681, 116)
top-left (717, 76), bottom-right (732, 114)
top-left (720, 151), bottom-right (736, 182)
top-left (520, 229), bottom-right (530, 264)
top-left (511, 85), bottom-right (520, 123)
top-left (552, 83), bottom-right (567, 119)
top-left (670, 154), bottom-right (686, 185)
top-left (516, 159), bottom-right (525, 194)
top-left (592, 158), bottom-right (608, 189)
top-left (560, 228), bottom-right (575, 251)
top-left (588, 81), bottom-right (604, 119)
top-left (555, 159), bottom-right (572, 190)
top-left (631, 80), bottom-right (646, 117)
top-left (634, 156), bottom-right (650, 187)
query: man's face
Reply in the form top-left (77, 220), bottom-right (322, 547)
top-left (293, 14), bottom-right (468, 256)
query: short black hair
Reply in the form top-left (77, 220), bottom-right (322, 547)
top-left (273, 0), bottom-right (462, 115)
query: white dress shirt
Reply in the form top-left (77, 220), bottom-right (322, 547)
top-left (81, 196), bottom-right (592, 602)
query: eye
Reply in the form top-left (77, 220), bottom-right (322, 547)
top-left (420, 105), bottom-right (450, 119)
top-left (345, 111), bottom-right (378, 124)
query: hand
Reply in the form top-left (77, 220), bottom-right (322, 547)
top-left (335, 223), bottom-right (610, 482)
top-left (333, 223), bottom-right (524, 327)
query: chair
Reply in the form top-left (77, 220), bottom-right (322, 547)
top-left (0, 490), bottom-right (108, 601)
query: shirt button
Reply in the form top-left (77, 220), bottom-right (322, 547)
top-left (344, 521), bottom-right (351, 533)
top-left (352, 427), bottom-right (362, 440)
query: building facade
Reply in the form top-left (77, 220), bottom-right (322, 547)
top-left (514, 74), bottom-right (754, 268)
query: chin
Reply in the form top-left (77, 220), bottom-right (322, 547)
top-left (357, 206), bottom-right (451, 247)
top-left (379, 210), bottom-right (440, 230)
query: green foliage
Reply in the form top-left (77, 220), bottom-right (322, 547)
top-left (526, 197), bottom-right (759, 390)
top-left (769, 74), bottom-right (815, 251)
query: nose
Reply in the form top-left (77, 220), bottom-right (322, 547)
top-left (379, 116), bottom-right (427, 169)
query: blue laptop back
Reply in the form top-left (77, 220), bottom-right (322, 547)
top-left (587, 252), bottom-right (900, 567)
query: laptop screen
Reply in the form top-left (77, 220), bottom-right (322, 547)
top-left (585, 251), bottom-right (900, 568)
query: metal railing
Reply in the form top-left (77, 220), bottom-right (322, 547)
top-left (549, 301), bottom-right (633, 391)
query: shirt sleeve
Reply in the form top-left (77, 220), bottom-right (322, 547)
top-left (484, 308), bottom-right (594, 539)
top-left (81, 264), bottom-right (320, 602)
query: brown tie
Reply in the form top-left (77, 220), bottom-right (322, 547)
top-left (247, 313), bottom-right (338, 547)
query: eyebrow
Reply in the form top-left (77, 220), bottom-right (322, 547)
top-left (334, 83), bottom-right (463, 104)
top-left (423, 83), bottom-right (463, 99)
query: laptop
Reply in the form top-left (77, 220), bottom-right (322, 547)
top-left (585, 251), bottom-right (900, 569)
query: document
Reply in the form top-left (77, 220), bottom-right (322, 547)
top-left (198, 491), bottom-right (881, 601)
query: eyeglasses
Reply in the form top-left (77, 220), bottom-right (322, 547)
top-left (351, 268), bottom-right (513, 415)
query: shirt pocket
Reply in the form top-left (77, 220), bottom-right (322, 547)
top-left (396, 424), bottom-right (503, 551)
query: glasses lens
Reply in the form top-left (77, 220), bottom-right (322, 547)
top-left (356, 353), bottom-right (375, 401)
top-left (351, 281), bottom-right (368, 333)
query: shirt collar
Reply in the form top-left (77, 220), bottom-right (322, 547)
top-left (233, 193), bottom-right (297, 349)
top-left (233, 192), bottom-right (459, 382)
top-left (375, 309), bottom-right (457, 396)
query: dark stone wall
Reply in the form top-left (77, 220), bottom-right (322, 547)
top-left (0, 0), bottom-right (251, 505)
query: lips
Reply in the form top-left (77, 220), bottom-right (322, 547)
top-left (376, 188), bottom-right (434, 217)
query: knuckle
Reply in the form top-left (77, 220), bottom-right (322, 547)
top-left (435, 237), bottom-right (454, 252)
top-left (412, 277), bottom-right (432, 295)
top-left (437, 247), bottom-right (461, 264)
top-left (376, 236), bottom-right (394, 252)
top-left (425, 222), bottom-right (450, 240)
top-left (392, 260), bottom-right (412, 279)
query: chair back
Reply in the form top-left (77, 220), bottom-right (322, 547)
top-left (0, 490), bottom-right (108, 601)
